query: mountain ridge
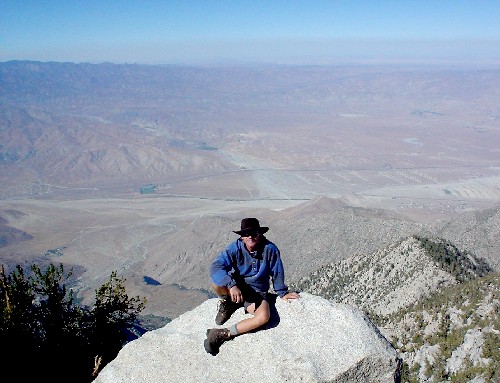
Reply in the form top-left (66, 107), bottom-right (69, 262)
top-left (292, 235), bottom-right (498, 382)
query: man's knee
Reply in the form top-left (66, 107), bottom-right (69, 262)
top-left (254, 302), bottom-right (271, 325)
top-left (211, 283), bottom-right (229, 297)
top-left (256, 311), bottom-right (270, 325)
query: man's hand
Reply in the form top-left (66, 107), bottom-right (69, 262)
top-left (282, 291), bottom-right (301, 302)
top-left (229, 285), bottom-right (243, 303)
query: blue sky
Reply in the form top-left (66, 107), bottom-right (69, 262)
top-left (1, 0), bottom-right (499, 64)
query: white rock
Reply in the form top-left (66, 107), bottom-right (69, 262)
top-left (447, 327), bottom-right (490, 374)
top-left (94, 293), bottom-right (401, 383)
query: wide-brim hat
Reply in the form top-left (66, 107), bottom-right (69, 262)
top-left (233, 218), bottom-right (269, 236)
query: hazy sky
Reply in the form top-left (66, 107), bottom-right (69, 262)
top-left (1, 0), bottom-right (499, 65)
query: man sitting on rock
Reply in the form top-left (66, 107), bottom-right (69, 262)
top-left (204, 218), bottom-right (300, 355)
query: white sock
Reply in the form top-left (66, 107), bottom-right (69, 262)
top-left (229, 324), bottom-right (239, 336)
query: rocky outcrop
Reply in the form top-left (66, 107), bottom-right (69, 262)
top-left (94, 293), bottom-right (401, 383)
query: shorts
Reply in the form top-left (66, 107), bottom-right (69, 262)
top-left (239, 284), bottom-right (268, 312)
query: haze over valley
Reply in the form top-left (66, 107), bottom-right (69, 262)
top-left (2, 63), bottom-right (499, 207)
top-left (1, 62), bottom-right (499, 321)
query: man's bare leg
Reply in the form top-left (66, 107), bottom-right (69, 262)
top-left (211, 283), bottom-right (229, 298)
top-left (233, 300), bottom-right (270, 334)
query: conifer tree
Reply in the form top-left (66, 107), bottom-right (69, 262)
top-left (0, 263), bottom-right (146, 382)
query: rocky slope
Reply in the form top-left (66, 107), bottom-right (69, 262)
top-left (292, 236), bottom-right (491, 316)
top-left (385, 273), bottom-right (499, 383)
top-left (292, 236), bottom-right (498, 382)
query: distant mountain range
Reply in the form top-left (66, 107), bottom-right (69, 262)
top-left (1, 61), bottom-right (499, 198)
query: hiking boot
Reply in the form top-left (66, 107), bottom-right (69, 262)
top-left (204, 328), bottom-right (231, 356)
top-left (215, 298), bottom-right (239, 325)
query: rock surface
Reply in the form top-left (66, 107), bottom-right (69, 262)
top-left (94, 293), bottom-right (401, 383)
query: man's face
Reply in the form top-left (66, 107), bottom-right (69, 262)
top-left (241, 231), bottom-right (261, 251)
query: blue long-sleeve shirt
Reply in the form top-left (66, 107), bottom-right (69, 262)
top-left (210, 237), bottom-right (289, 298)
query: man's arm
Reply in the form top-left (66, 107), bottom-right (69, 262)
top-left (269, 247), bottom-right (300, 301)
top-left (269, 249), bottom-right (291, 298)
top-left (210, 248), bottom-right (237, 289)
